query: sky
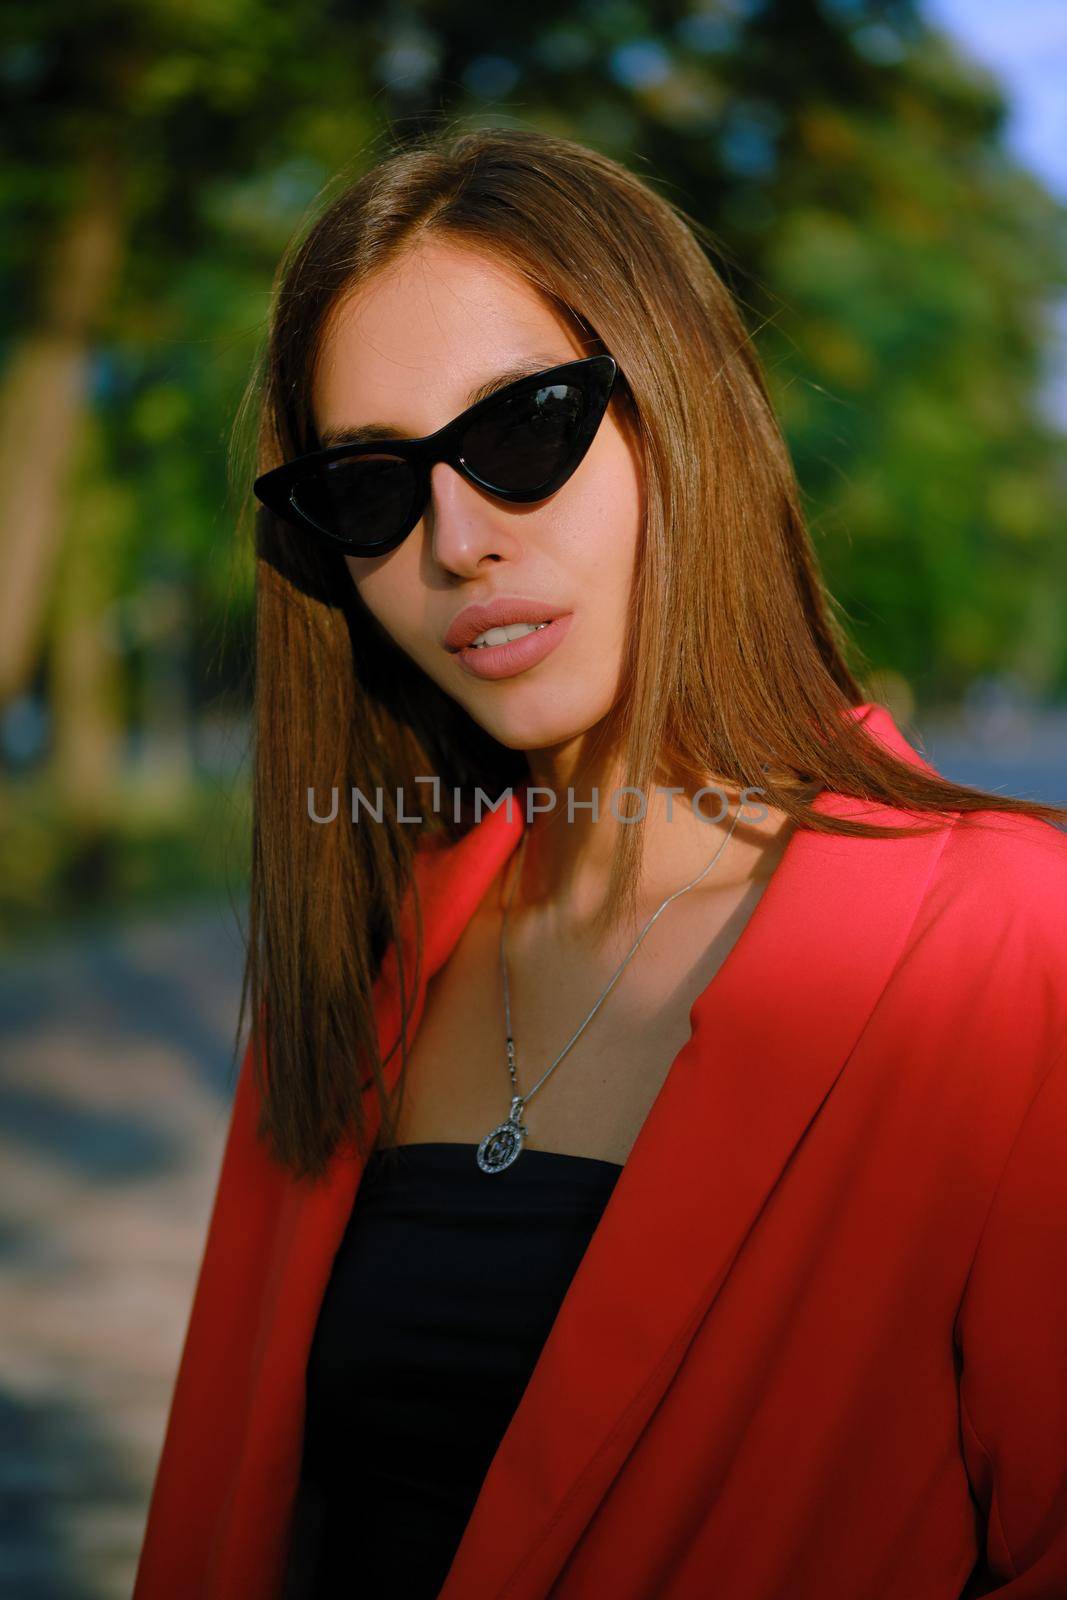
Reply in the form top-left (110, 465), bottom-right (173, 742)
top-left (921, 0), bottom-right (1067, 423)
top-left (923, 0), bottom-right (1067, 199)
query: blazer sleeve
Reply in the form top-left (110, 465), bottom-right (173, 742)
top-left (133, 1023), bottom-right (289, 1598)
top-left (955, 1038), bottom-right (1067, 1597)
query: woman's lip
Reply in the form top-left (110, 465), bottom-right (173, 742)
top-left (452, 613), bottom-right (574, 680)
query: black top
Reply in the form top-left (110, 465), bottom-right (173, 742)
top-left (283, 1140), bottom-right (624, 1600)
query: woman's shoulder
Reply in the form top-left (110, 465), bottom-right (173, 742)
top-left (871, 808), bottom-right (1067, 1103)
top-left (935, 806), bottom-right (1067, 918)
top-left (917, 807), bottom-right (1067, 1018)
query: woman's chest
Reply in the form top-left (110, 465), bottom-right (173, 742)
top-left (388, 871), bottom-right (772, 1167)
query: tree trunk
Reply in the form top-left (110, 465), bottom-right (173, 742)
top-left (49, 450), bottom-right (127, 825)
top-left (0, 144), bottom-right (125, 705)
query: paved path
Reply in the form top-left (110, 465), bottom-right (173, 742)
top-left (1, 712), bottom-right (1063, 1598)
top-left (0, 901), bottom-right (248, 1600)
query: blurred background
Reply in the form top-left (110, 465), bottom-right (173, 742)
top-left (1, 1), bottom-right (1065, 1594)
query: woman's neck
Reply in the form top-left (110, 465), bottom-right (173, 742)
top-left (513, 743), bottom-right (789, 937)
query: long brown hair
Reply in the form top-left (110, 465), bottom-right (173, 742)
top-left (229, 121), bottom-right (1067, 1183)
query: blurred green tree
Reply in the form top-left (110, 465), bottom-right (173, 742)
top-left (1, 0), bottom-right (1064, 922)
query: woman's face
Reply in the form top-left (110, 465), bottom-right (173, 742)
top-left (312, 238), bottom-right (644, 755)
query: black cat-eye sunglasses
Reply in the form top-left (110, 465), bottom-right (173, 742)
top-left (252, 354), bottom-right (621, 556)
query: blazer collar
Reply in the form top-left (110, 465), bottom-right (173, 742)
top-left (214, 702), bottom-right (958, 1598)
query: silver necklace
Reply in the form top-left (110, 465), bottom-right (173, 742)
top-left (475, 799), bottom-right (745, 1173)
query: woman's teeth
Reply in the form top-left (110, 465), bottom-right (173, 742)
top-left (469, 621), bottom-right (551, 649)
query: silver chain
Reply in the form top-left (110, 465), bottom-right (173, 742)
top-left (498, 798), bottom-right (744, 1119)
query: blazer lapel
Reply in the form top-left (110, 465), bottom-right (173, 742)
top-left (435, 704), bottom-right (959, 1600)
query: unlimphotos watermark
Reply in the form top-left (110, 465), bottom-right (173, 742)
top-left (307, 780), bottom-right (769, 826)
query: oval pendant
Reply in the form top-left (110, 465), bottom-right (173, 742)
top-left (476, 1118), bottom-right (526, 1173)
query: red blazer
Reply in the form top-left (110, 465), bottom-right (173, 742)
top-left (134, 703), bottom-right (1067, 1599)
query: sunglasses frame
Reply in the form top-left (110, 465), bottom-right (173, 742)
top-left (252, 353), bottom-right (620, 556)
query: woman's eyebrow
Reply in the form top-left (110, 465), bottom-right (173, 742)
top-left (317, 353), bottom-right (569, 448)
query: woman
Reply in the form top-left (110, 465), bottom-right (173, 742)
top-left (133, 127), bottom-right (1067, 1600)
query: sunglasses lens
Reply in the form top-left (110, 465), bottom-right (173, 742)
top-left (280, 366), bottom-right (610, 551)
top-left (291, 454), bottom-right (417, 552)
top-left (461, 380), bottom-right (589, 495)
